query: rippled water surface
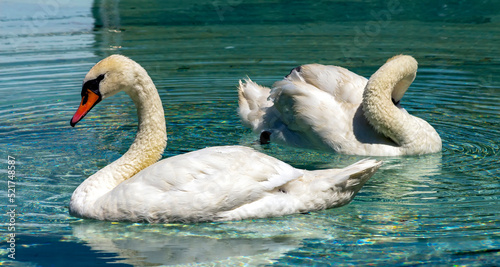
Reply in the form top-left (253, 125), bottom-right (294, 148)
top-left (1, 0), bottom-right (499, 266)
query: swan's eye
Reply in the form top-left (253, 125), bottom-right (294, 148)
top-left (81, 74), bottom-right (105, 97)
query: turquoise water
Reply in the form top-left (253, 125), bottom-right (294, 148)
top-left (1, 0), bottom-right (499, 266)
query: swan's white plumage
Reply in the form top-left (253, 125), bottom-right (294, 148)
top-left (238, 55), bottom-right (442, 156)
top-left (69, 55), bottom-right (381, 223)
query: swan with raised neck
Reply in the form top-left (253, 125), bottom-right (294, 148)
top-left (69, 55), bottom-right (167, 219)
top-left (238, 54), bottom-right (442, 156)
top-left (68, 55), bottom-right (381, 223)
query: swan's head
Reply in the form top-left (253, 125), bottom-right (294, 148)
top-left (382, 55), bottom-right (417, 105)
top-left (70, 55), bottom-right (145, 127)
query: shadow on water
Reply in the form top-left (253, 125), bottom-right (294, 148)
top-left (8, 234), bottom-right (131, 267)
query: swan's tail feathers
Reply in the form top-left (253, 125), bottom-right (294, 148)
top-left (238, 78), bottom-right (272, 131)
top-left (339, 159), bottom-right (381, 189)
top-left (308, 159), bottom-right (382, 208)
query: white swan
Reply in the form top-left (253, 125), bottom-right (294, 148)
top-left (238, 55), bottom-right (442, 156)
top-left (68, 55), bottom-right (381, 223)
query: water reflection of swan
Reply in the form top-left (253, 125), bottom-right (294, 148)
top-left (366, 153), bottom-right (443, 200)
top-left (238, 55), bottom-right (442, 156)
top-left (68, 55), bottom-right (381, 223)
top-left (71, 220), bottom-right (304, 266)
top-left (325, 153), bottom-right (443, 247)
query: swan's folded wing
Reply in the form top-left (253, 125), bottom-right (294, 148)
top-left (106, 146), bottom-right (304, 221)
top-left (269, 80), bottom-right (354, 151)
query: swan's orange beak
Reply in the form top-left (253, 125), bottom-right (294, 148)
top-left (70, 89), bottom-right (102, 127)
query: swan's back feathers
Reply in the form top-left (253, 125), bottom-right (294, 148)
top-left (267, 79), bottom-right (356, 152)
top-left (237, 65), bottom-right (367, 134)
top-left (285, 64), bottom-right (368, 105)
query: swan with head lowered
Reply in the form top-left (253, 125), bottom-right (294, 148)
top-left (68, 55), bottom-right (381, 223)
top-left (238, 55), bottom-right (442, 156)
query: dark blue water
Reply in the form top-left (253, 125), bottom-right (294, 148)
top-left (1, 0), bottom-right (499, 266)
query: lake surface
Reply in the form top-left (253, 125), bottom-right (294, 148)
top-left (1, 0), bottom-right (499, 266)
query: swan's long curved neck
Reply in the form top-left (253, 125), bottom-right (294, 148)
top-left (362, 56), bottom-right (417, 147)
top-left (70, 71), bottom-right (167, 218)
top-left (122, 75), bottom-right (167, 171)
